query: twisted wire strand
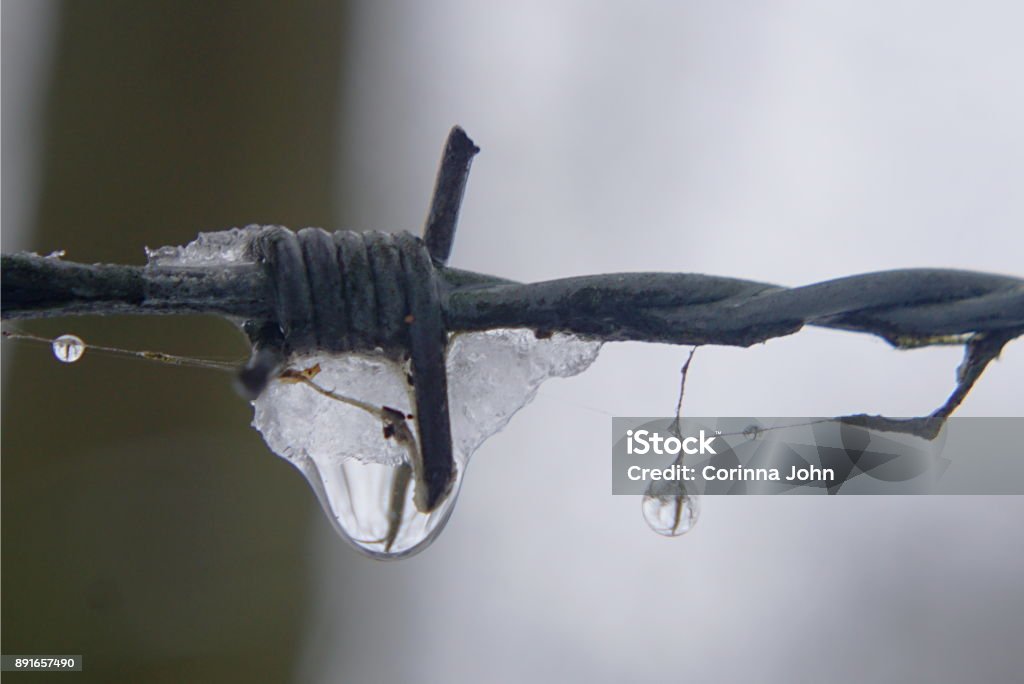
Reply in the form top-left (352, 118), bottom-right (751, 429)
top-left (443, 268), bottom-right (1024, 347)
top-left (3, 251), bottom-right (1022, 346)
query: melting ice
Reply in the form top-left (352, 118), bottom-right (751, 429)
top-left (146, 229), bottom-right (605, 557)
top-left (253, 329), bottom-right (601, 558)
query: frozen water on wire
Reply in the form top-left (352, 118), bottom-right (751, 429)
top-left (446, 329), bottom-right (603, 458)
top-left (255, 355), bottom-right (414, 469)
top-left (145, 226), bottom-right (263, 267)
top-left (253, 329), bottom-right (601, 558)
top-left (145, 228), bottom-right (606, 556)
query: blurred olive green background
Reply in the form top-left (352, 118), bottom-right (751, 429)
top-left (3, 2), bottom-right (350, 681)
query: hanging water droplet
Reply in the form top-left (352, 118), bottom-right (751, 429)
top-left (251, 329), bottom-right (601, 558)
top-left (52, 334), bottom-right (85, 363)
top-left (642, 480), bottom-right (700, 537)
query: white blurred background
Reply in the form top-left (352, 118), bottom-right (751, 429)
top-left (4, 2), bottom-right (1023, 682)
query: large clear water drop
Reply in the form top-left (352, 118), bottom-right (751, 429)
top-left (252, 329), bottom-right (601, 558)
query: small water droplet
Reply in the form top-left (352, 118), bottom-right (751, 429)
top-left (642, 485), bottom-right (700, 537)
top-left (52, 334), bottom-right (85, 363)
top-left (743, 424), bottom-right (763, 441)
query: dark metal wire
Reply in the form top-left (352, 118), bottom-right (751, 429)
top-left (3, 127), bottom-right (1022, 451)
top-left (5, 245), bottom-right (1021, 346)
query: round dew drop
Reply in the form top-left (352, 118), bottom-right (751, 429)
top-left (52, 334), bottom-right (85, 363)
top-left (642, 491), bottom-right (700, 537)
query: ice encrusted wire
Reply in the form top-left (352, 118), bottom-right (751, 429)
top-left (146, 227), bottom-right (602, 557)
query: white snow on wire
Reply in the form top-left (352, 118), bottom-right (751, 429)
top-left (145, 226), bottom-right (264, 267)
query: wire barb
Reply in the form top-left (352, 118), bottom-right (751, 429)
top-left (422, 126), bottom-right (480, 265)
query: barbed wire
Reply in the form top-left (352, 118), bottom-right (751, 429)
top-left (2, 127), bottom-right (1022, 501)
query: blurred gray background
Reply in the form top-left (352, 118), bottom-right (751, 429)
top-left (3, 2), bottom-right (1022, 682)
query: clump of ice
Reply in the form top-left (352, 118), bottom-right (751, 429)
top-left (250, 329), bottom-right (602, 557)
top-left (446, 329), bottom-right (602, 459)
top-left (145, 226), bottom-right (265, 267)
top-left (254, 329), bottom-right (602, 469)
top-left (253, 354), bottom-right (415, 469)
